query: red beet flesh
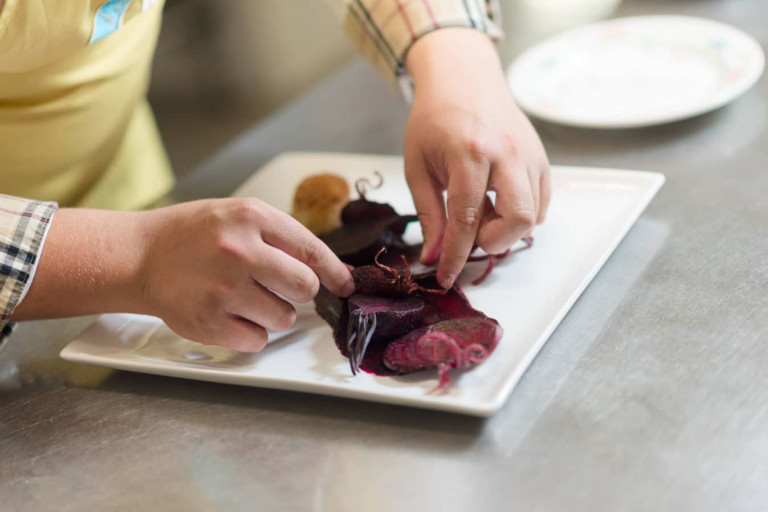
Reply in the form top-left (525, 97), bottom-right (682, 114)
top-left (383, 317), bottom-right (503, 393)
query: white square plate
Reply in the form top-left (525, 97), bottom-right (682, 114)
top-left (61, 152), bottom-right (664, 416)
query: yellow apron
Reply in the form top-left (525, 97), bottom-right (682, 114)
top-left (0, 0), bottom-right (174, 209)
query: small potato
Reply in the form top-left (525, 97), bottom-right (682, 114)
top-left (292, 173), bottom-right (350, 236)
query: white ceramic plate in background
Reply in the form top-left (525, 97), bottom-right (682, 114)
top-left (61, 153), bottom-right (664, 417)
top-left (508, 16), bottom-right (765, 129)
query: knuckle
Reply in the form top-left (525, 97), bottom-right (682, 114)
top-left (274, 306), bottom-right (297, 331)
top-left (244, 324), bottom-right (269, 344)
top-left (209, 280), bottom-right (236, 305)
top-left (302, 239), bottom-right (324, 268)
top-left (464, 137), bottom-right (492, 165)
top-left (478, 236), bottom-right (509, 256)
top-left (511, 208), bottom-right (536, 231)
top-left (221, 316), bottom-right (268, 352)
top-left (216, 236), bottom-right (249, 265)
top-left (540, 156), bottom-right (551, 175)
top-left (207, 315), bottom-right (234, 346)
top-left (443, 253), bottom-right (466, 270)
top-left (452, 205), bottom-right (482, 230)
top-left (293, 273), bottom-right (319, 302)
top-left (248, 336), bottom-right (269, 353)
top-left (233, 197), bottom-right (265, 223)
top-left (416, 211), bottom-right (443, 231)
top-left (255, 328), bottom-right (269, 343)
top-left (499, 132), bottom-right (520, 158)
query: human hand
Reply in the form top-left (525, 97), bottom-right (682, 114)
top-left (404, 28), bottom-right (551, 288)
top-left (140, 198), bottom-right (354, 352)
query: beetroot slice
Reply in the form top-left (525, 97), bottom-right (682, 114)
top-left (383, 317), bottom-right (502, 374)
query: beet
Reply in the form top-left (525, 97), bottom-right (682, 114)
top-left (321, 215), bottom-right (415, 266)
top-left (347, 295), bottom-right (424, 341)
top-left (383, 318), bottom-right (501, 370)
top-left (351, 265), bottom-right (403, 296)
top-left (320, 177), bottom-right (417, 266)
top-left (313, 173), bottom-right (520, 392)
top-left (317, 264), bottom-right (498, 385)
top-left (383, 317), bottom-right (503, 391)
top-left (345, 294), bottom-right (424, 374)
top-left (340, 198), bottom-right (399, 226)
top-left (351, 247), bottom-right (447, 299)
top-left (339, 171), bottom-right (400, 226)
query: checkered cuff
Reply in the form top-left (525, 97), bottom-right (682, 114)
top-left (0, 195), bottom-right (58, 342)
top-left (343, 0), bottom-right (503, 84)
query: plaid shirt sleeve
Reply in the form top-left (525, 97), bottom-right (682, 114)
top-left (0, 195), bottom-right (58, 344)
top-left (331, 0), bottom-right (503, 82)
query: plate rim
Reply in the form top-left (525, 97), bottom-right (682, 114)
top-left (507, 14), bottom-right (766, 129)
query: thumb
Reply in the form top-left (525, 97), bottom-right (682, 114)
top-left (404, 153), bottom-right (446, 265)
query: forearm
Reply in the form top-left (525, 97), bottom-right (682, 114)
top-left (11, 208), bottom-right (151, 320)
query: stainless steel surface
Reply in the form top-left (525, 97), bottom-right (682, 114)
top-left (3, 1), bottom-right (768, 510)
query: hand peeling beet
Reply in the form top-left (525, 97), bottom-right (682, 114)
top-left (314, 173), bottom-right (530, 392)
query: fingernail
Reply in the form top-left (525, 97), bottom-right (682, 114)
top-left (344, 263), bottom-right (355, 271)
top-left (342, 279), bottom-right (355, 297)
top-left (441, 273), bottom-right (456, 289)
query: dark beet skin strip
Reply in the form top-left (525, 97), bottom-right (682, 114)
top-left (321, 213), bottom-right (418, 267)
top-left (341, 198), bottom-right (398, 226)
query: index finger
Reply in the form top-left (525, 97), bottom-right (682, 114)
top-left (259, 206), bottom-right (354, 297)
top-left (438, 156), bottom-right (490, 288)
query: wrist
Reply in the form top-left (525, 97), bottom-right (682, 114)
top-left (76, 210), bottom-right (152, 314)
top-left (405, 28), bottom-right (506, 96)
top-left (130, 209), bottom-right (161, 316)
